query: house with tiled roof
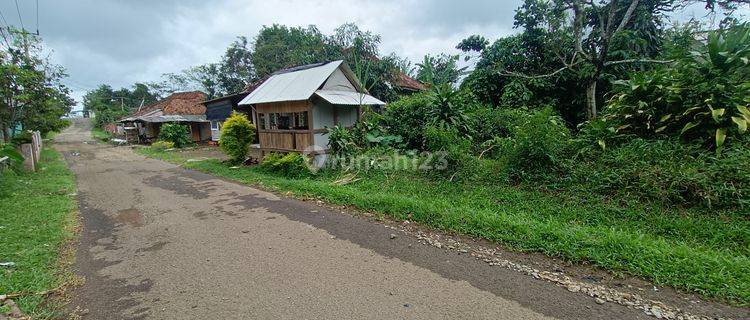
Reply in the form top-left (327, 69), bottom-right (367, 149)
top-left (119, 91), bottom-right (210, 143)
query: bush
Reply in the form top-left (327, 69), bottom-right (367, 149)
top-left (151, 140), bottom-right (174, 150)
top-left (10, 131), bottom-right (33, 145)
top-left (557, 138), bottom-right (750, 211)
top-left (382, 93), bottom-right (432, 149)
top-left (219, 112), bottom-right (256, 164)
top-left (0, 143), bottom-right (24, 173)
top-left (158, 123), bottom-right (191, 148)
top-left (93, 109), bottom-right (128, 129)
top-left (606, 23), bottom-right (750, 153)
top-left (327, 125), bottom-right (358, 157)
top-left (259, 152), bottom-right (311, 178)
top-left (503, 107), bottom-right (570, 178)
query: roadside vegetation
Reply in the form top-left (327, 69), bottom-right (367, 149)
top-left (138, 13), bottom-right (750, 306)
top-left (91, 127), bottom-right (111, 142)
top-left (0, 147), bottom-right (78, 318)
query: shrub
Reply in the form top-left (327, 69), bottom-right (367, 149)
top-left (558, 138), bottom-right (750, 211)
top-left (259, 152), bottom-right (311, 178)
top-left (467, 108), bottom-right (526, 155)
top-left (158, 123), bottom-right (191, 148)
top-left (327, 125), bottom-right (358, 157)
top-left (10, 131), bottom-right (33, 145)
top-left (382, 93), bottom-right (432, 149)
top-left (606, 23), bottom-right (750, 153)
top-left (0, 143), bottom-right (24, 173)
top-left (503, 107), bottom-right (570, 178)
top-left (151, 140), bottom-right (174, 150)
top-left (219, 112), bottom-right (256, 164)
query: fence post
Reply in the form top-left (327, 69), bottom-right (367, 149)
top-left (20, 143), bottom-right (35, 172)
top-left (32, 131), bottom-right (41, 162)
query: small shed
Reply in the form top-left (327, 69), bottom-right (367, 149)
top-left (238, 60), bottom-right (385, 155)
top-left (119, 91), bottom-right (209, 143)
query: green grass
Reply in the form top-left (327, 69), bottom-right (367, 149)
top-left (137, 147), bottom-right (750, 306)
top-left (0, 147), bottom-right (78, 318)
top-left (91, 127), bottom-right (111, 141)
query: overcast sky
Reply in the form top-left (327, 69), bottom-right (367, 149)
top-left (0, 0), bottom-right (746, 110)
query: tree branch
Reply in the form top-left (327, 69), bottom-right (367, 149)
top-left (603, 58), bottom-right (673, 66)
top-left (499, 59), bottom-right (584, 79)
top-left (615, 0), bottom-right (640, 35)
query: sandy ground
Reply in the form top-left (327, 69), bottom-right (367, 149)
top-left (54, 119), bottom-right (721, 320)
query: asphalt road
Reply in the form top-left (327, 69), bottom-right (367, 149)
top-left (54, 119), bottom-right (648, 319)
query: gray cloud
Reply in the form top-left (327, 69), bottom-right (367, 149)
top-left (1, 0), bottom-right (739, 110)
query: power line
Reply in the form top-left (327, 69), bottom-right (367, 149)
top-left (14, 0), bottom-right (23, 31)
top-left (0, 7), bottom-right (8, 28)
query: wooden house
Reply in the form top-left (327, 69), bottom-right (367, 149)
top-left (202, 80), bottom-right (265, 142)
top-left (238, 60), bottom-right (385, 156)
top-left (119, 91), bottom-right (209, 143)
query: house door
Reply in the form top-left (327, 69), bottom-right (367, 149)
top-left (190, 123), bottom-right (201, 142)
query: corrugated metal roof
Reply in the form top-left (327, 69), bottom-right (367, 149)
top-left (314, 90), bottom-right (385, 106)
top-left (138, 115), bottom-right (208, 123)
top-left (239, 61), bottom-right (344, 105)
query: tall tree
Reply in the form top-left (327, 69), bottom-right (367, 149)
top-left (415, 53), bottom-right (466, 86)
top-left (0, 28), bottom-right (73, 140)
top-left (505, 0), bottom-right (674, 119)
top-left (504, 0), bottom-right (749, 119)
top-left (252, 24), bottom-right (333, 78)
top-left (218, 36), bottom-right (255, 94)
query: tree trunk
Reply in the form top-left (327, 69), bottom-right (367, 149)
top-left (1, 124), bottom-right (8, 143)
top-left (586, 80), bottom-right (598, 119)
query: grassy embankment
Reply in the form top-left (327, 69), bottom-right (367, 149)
top-left (137, 146), bottom-right (750, 306)
top-left (0, 147), bottom-right (78, 318)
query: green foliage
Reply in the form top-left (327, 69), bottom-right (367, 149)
top-left (415, 54), bottom-right (466, 86)
top-left (561, 138), bottom-right (750, 210)
top-left (93, 109), bottom-right (128, 129)
top-left (137, 145), bottom-right (750, 305)
top-left (503, 107), bottom-right (570, 178)
top-left (425, 84), bottom-right (472, 133)
top-left (351, 110), bottom-right (404, 149)
top-left (259, 152), bottom-right (311, 178)
top-left (0, 143), bottom-right (24, 173)
top-left (91, 127), bottom-right (111, 142)
top-left (151, 140), bottom-right (175, 150)
top-left (382, 93), bottom-right (432, 149)
top-left (0, 28), bottom-right (74, 140)
top-left (0, 148), bottom-right (77, 317)
top-left (606, 23), bottom-right (750, 153)
top-left (466, 108), bottom-right (525, 152)
top-left (10, 131), bottom-right (33, 145)
top-left (219, 112), bottom-right (256, 163)
top-left (327, 125), bottom-right (358, 157)
top-left (84, 83), bottom-right (159, 128)
top-left (158, 123), bottom-right (191, 148)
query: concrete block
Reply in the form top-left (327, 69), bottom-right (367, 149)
top-left (20, 143), bottom-right (35, 172)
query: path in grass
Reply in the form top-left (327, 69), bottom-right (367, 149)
top-left (0, 147), bottom-right (78, 318)
top-left (137, 147), bottom-right (750, 306)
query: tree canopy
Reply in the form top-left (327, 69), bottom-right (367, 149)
top-left (0, 28), bottom-right (74, 140)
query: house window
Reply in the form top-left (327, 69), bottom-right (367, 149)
top-left (269, 113), bottom-right (278, 129)
top-left (210, 120), bottom-right (222, 130)
top-left (277, 113), bottom-right (293, 130)
top-left (294, 112), bottom-right (309, 130)
top-left (259, 113), bottom-right (267, 130)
